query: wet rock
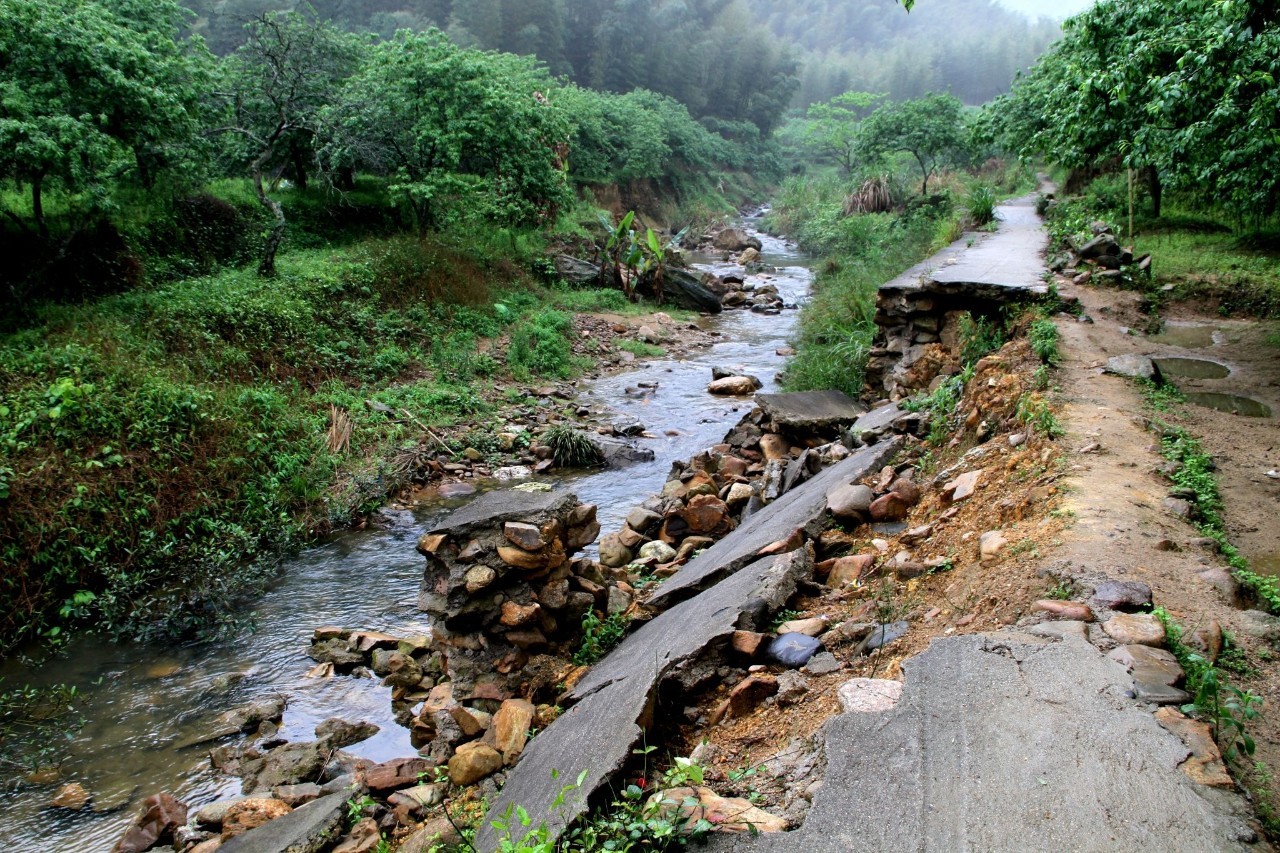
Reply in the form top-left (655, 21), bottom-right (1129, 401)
top-left (598, 533), bottom-right (633, 568)
top-left (837, 678), bottom-right (903, 714)
top-left (449, 743), bottom-right (504, 786)
top-left (1089, 580), bottom-right (1153, 612)
top-left (272, 783), bottom-right (322, 808)
top-left (315, 718), bottom-right (379, 749)
top-left (438, 482), bottom-right (477, 498)
top-left (768, 633), bottom-right (823, 668)
top-left (504, 521), bottom-right (547, 551)
top-left (365, 757), bottom-right (433, 794)
top-left (222, 798), bottom-right (292, 840)
top-left (1101, 613), bottom-right (1166, 647)
top-left (51, 782), bottom-right (91, 811)
top-left (728, 675), bottom-right (779, 718)
top-left (1033, 600), bottom-right (1095, 622)
top-left (708, 375), bottom-right (763, 396)
top-left (238, 742), bottom-right (327, 793)
top-left (712, 228), bottom-right (763, 252)
top-left (307, 638), bottom-right (365, 670)
top-left (112, 793), bottom-right (188, 853)
top-left (217, 792), bottom-right (347, 853)
top-left (195, 797), bottom-right (250, 829)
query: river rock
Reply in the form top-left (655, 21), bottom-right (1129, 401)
top-left (626, 507), bottom-right (663, 534)
top-left (777, 617), bottom-right (827, 637)
top-left (449, 743), bottom-right (504, 786)
top-left (333, 817), bottom-right (380, 853)
top-left (112, 793), bottom-right (188, 853)
top-left (857, 621), bottom-right (909, 654)
top-left (222, 798), bottom-right (292, 840)
top-left (1089, 579), bottom-right (1153, 612)
top-left (238, 742), bottom-right (327, 793)
top-left (272, 783), bottom-right (322, 808)
top-left (826, 483), bottom-right (875, 521)
top-left (52, 782), bottom-right (91, 810)
top-left (493, 699), bottom-right (536, 765)
top-left (1102, 613), bottom-right (1166, 647)
top-left (708, 375), bottom-right (763, 396)
top-left (713, 228), bottom-right (763, 252)
top-left (308, 638), bottom-right (365, 670)
top-left (768, 633), bottom-right (823, 668)
top-left (639, 540), bottom-right (677, 563)
top-left (598, 533), bottom-right (633, 568)
top-left (868, 492), bottom-right (910, 522)
top-left (826, 554), bottom-right (876, 586)
top-left (1103, 354), bottom-right (1158, 382)
top-left (1108, 644), bottom-right (1188, 705)
top-left (315, 718), bottom-right (379, 749)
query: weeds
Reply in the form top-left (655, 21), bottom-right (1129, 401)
top-left (1016, 393), bottom-right (1065, 439)
top-left (618, 339), bottom-right (666, 358)
top-left (1156, 608), bottom-right (1262, 764)
top-left (572, 611), bottom-right (630, 666)
top-left (1154, 425), bottom-right (1280, 613)
top-left (964, 185), bottom-right (998, 227)
top-left (902, 370), bottom-right (968, 445)
top-left (1029, 315), bottom-right (1061, 365)
top-left (544, 425), bottom-right (604, 469)
top-left (957, 313), bottom-right (1007, 364)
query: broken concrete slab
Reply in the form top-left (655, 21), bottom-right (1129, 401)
top-left (755, 391), bottom-right (868, 432)
top-left (712, 633), bottom-right (1259, 852)
top-left (647, 439), bottom-right (902, 611)
top-left (218, 792), bottom-right (347, 853)
top-left (848, 403), bottom-right (903, 439)
top-left (475, 549), bottom-right (813, 851)
top-left (424, 488), bottom-right (578, 538)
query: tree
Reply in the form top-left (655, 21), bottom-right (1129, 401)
top-left (324, 30), bottom-right (572, 231)
top-left (0, 0), bottom-right (211, 237)
top-left (990, 0), bottom-right (1280, 217)
top-left (802, 92), bottom-right (884, 175)
top-left (859, 93), bottom-right (965, 194)
top-left (212, 11), bottom-right (361, 276)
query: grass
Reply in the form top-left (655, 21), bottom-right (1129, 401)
top-left (0, 229), bottom-right (594, 653)
top-left (1134, 229), bottom-right (1280, 317)
top-left (545, 425), bottom-right (604, 468)
top-left (618, 339), bottom-right (666, 358)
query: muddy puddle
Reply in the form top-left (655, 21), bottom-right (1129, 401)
top-left (1154, 357), bottom-right (1231, 380)
top-left (0, 219), bottom-right (810, 852)
top-left (1182, 392), bottom-right (1272, 418)
top-left (1149, 324), bottom-right (1220, 348)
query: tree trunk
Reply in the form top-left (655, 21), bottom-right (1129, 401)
top-left (1145, 166), bottom-right (1162, 219)
top-left (135, 149), bottom-right (156, 190)
top-left (32, 172), bottom-right (47, 239)
top-left (290, 143), bottom-right (309, 192)
top-left (336, 166), bottom-right (355, 191)
top-left (252, 146), bottom-right (285, 277)
top-left (915, 153), bottom-right (930, 195)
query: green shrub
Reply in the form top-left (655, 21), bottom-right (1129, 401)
top-left (507, 309), bottom-right (574, 379)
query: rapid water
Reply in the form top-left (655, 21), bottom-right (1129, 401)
top-left (0, 221), bottom-right (811, 852)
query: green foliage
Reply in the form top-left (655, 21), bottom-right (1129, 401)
top-left (0, 680), bottom-right (85, 772)
top-left (1153, 424), bottom-right (1280, 613)
top-left (572, 611), bottom-right (630, 666)
top-left (902, 371), bottom-right (968, 446)
top-left (956, 313), bottom-right (1006, 365)
top-left (964, 185), bottom-right (998, 228)
top-left (618, 340), bottom-right (666, 358)
top-left (989, 0), bottom-right (1280, 216)
top-left (1016, 393), bottom-right (1065, 439)
top-left (858, 93), bottom-right (967, 195)
top-left (1156, 608), bottom-right (1262, 764)
top-left (1029, 316), bottom-right (1061, 365)
top-left (507, 309), bottom-right (575, 379)
top-left (545, 425), bottom-right (604, 469)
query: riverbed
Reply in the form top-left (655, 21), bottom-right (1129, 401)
top-left (0, 221), bottom-right (812, 852)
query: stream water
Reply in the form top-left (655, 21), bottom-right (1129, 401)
top-left (0, 220), bottom-right (812, 852)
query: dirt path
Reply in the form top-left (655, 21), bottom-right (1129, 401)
top-left (1053, 281), bottom-right (1280, 825)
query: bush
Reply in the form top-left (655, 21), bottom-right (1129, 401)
top-left (507, 309), bottom-right (574, 379)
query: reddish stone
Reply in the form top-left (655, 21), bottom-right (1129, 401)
top-left (868, 492), bottom-right (909, 522)
top-left (1032, 600), bottom-right (1096, 622)
top-left (731, 631), bottom-right (767, 659)
top-left (727, 675), bottom-right (779, 718)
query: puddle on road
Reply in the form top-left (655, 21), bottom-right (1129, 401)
top-left (1253, 554), bottom-right (1280, 577)
top-left (1183, 392), bottom-right (1272, 417)
top-left (1154, 357), bottom-right (1231, 380)
top-left (1149, 324), bottom-right (1218, 348)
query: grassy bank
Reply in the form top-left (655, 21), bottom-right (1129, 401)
top-left (0, 224), bottom-right (639, 654)
top-left (765, 170), bottom-right (1020, 396)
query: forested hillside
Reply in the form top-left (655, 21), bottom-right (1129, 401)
top-left (747, 0), bottom-right (1061, 105)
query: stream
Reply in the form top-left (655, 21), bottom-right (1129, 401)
top-left (0, 218), bottom-right (813, 852)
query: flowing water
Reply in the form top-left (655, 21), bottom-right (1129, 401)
top-left (0, 221), bottom-right (811, 852)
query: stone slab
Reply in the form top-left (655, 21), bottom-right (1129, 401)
top-left (475, 549), bottom-right (814, 851)
top-left (755, 391), bottom-right (868, 431)
top-left (647, 439), bottom-right (902, 610)
top-left (710, 634), bottom-right (1258, 852)
top-left (849, 403), bottom-right (904, 437)
top-left (218, 792), bottom-right (347, 853)
top-left (425, 488), bottom-right (577, 537)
